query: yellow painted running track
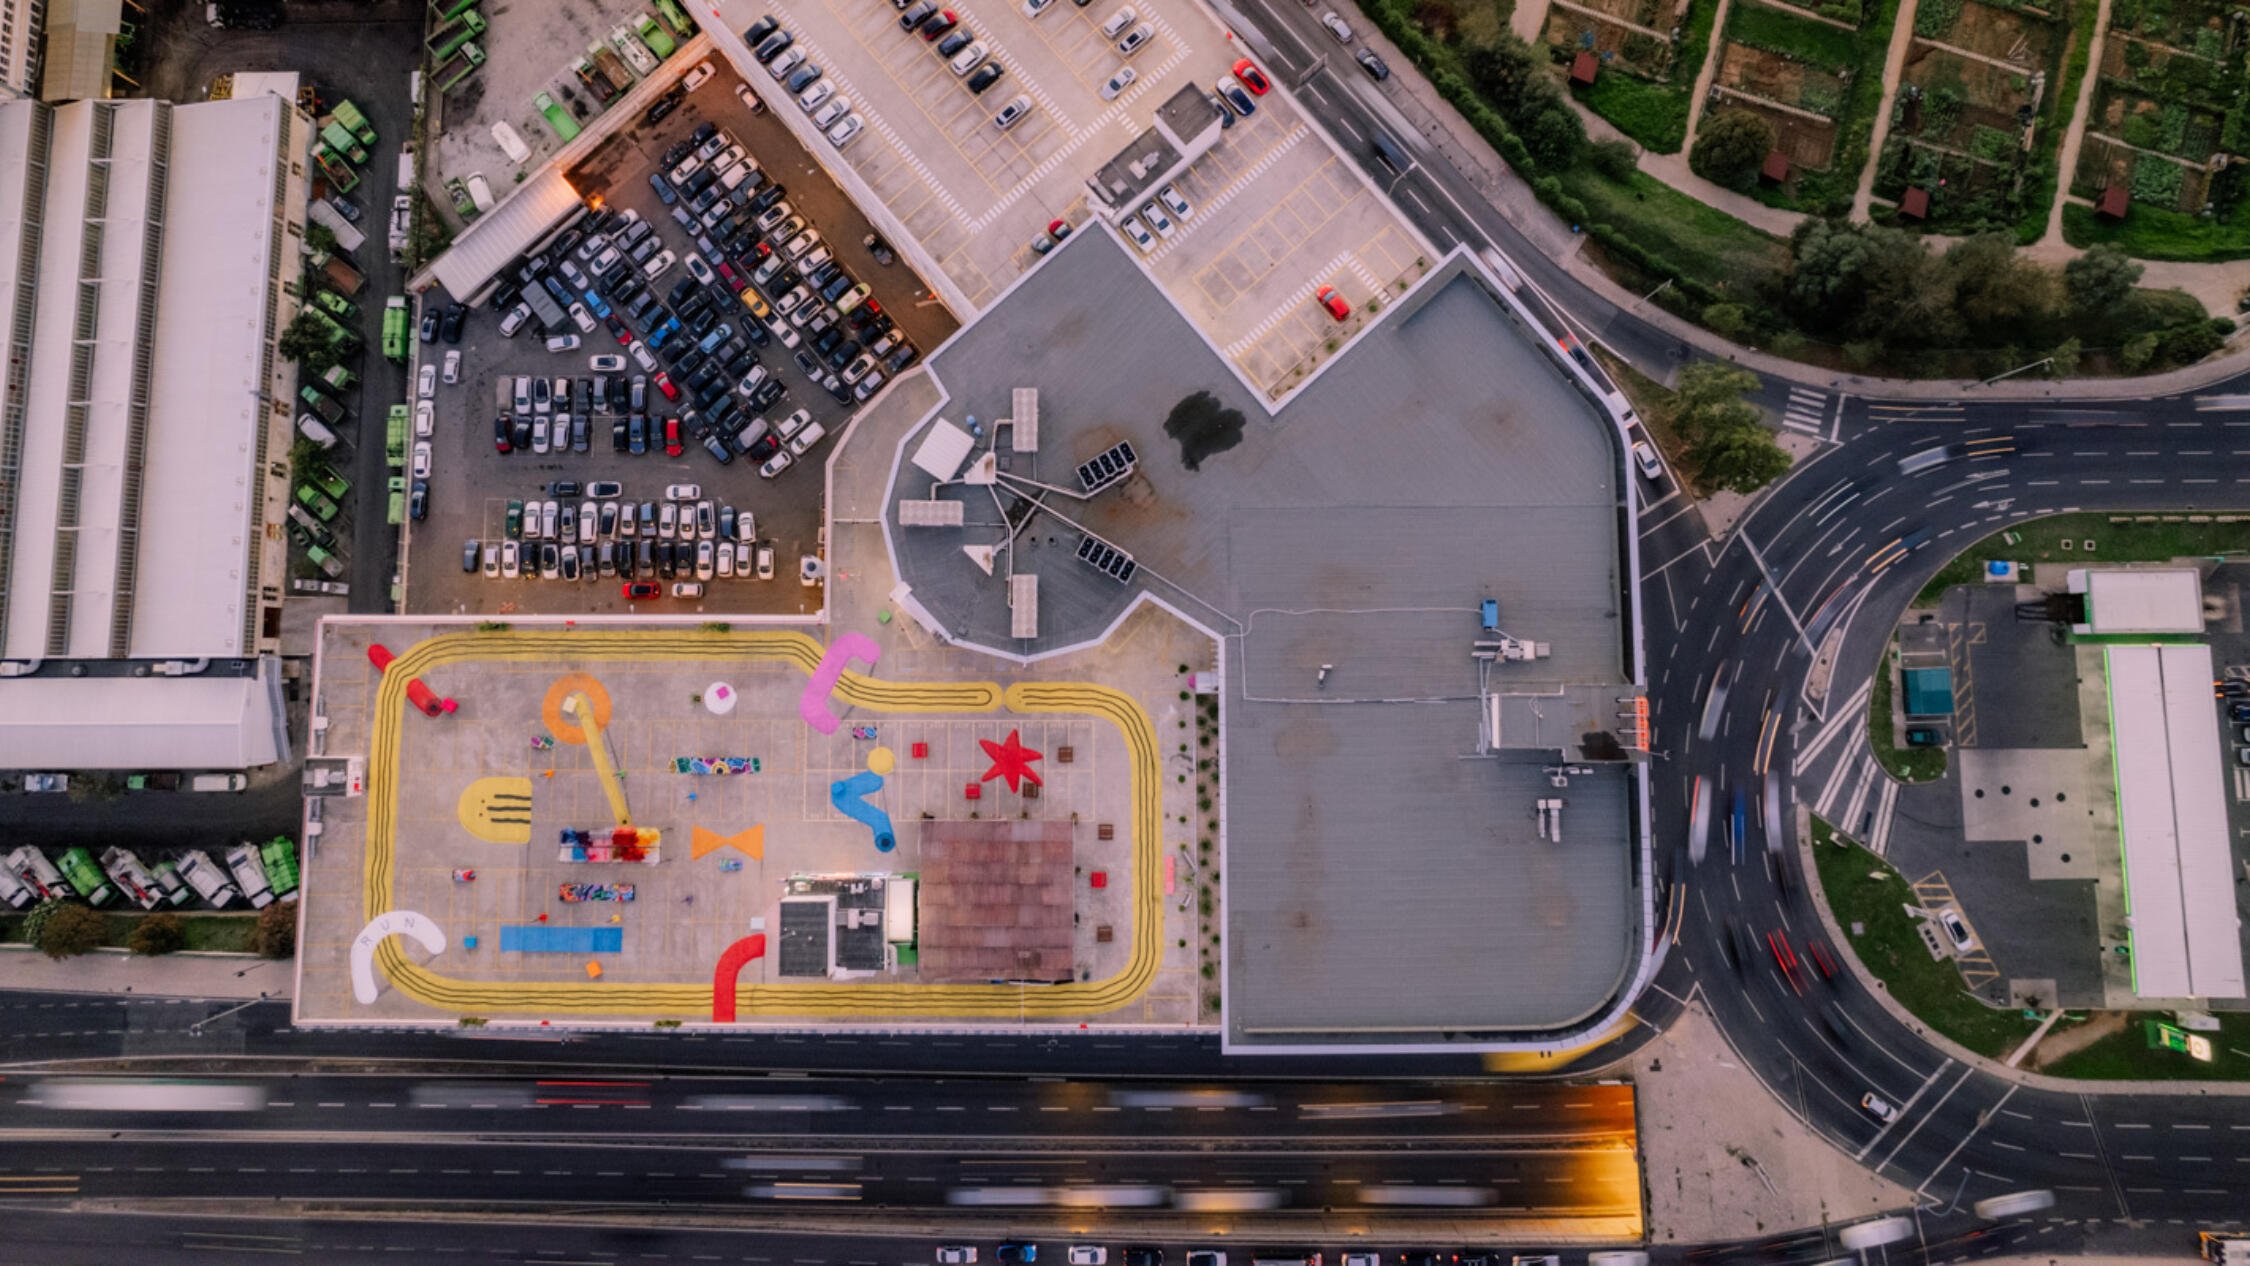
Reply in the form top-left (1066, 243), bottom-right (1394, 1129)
top-left (362, 630), bottom-right (1162, 1020)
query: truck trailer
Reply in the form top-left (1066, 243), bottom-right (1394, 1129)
top-left (174, 850), bottom-right (238, 909)
top-left (224, 844), bottom-right (276, 909)
top-left (98, 848), bottom-right (164, 910)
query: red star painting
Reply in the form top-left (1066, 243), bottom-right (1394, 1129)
top-left (978, 729), bottom-right (1045, 792)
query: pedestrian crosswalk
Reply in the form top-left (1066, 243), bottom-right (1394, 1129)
top-left (1781, 387), bottom-right (1829, 436)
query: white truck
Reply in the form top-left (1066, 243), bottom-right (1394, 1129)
top-left (147, 858), bottom-right (192, 907)
top-left (388, 193), bottom-right (412, 260)
top-left (6, 844), bottom-right (66, 900)
top-left (188, 773), bottom-right (247, 792)
top-left (174, 849), bottom-right (238, 909)
top-left (0, 866), bottom-right (31, 909)
top-left (224, 843), bottom-right (275, 909)
top-left (307, 198), bottom-right (366, 254)
top-left (98, 847), bottom-right (164, 910)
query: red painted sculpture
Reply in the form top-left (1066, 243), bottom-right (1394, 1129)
top-left (978, 728), bottom-right (1044, 792)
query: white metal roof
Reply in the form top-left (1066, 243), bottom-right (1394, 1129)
top-left (2109, 644), bottom-right (2245, 999)
top-left (424, 167), bottom-right (585, 303)
top-left (911, 418), bottom-right (976, 483)
top-left (2074, 567), bottom-right (2204, 635)
top-left (0, 673), bottom-right (281, 768)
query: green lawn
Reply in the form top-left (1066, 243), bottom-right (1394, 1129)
top-left (2039, 1012), bottom-right (2250, 1080)
top-left (1744, 0), bottom-right (1904, 216)
top-left (1725, 1), bottom-right (1861, 70)
top-left (1556, 164), bottom-right (1789, 285)
top-left (2063, 197), bottom-right (2250, 261)
top-left (1914, 511), bottom-right (2250, 606)
top-left (0, 910), bottom-right (259, 953)
top-left (1867, 643), bottom-right (1947, 781)
top-left (1581, 73), bottom-right (1692, 153)
top-left (2014, 0), bottom-right (2097, 243)
top-left (1809, 820), bottom-right (2044, 1058)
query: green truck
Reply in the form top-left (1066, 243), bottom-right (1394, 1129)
top-left (300, 385), bottom-right (346, 426)
top-left (429, 9), bottom-right (487, 61)
top-left (319, 120), bottom-right (367, 166)
top-left (295, 485), bottom-right (341, 522)
top-left (654, 0), bottom-right (696, 36)
top-left (258, 837), bottom-right (301, 901)
top-left (381, 296), bottom-right (409, 363)
top-left (330, 99), bottom-right (377, 148)
top-left (386, 404), bottom-right (409, 469)
top-left (313, 289), bottom-right (359, 321)
top-left (634, 12), bottom-right (676, 58)
top-left (387, 476), bottom-right (406, 525)
top-left (313, 147), bottom-right (359, 192)
top-left (306, 543), bottom-right (345, 578)
top-left (535, 92), bottom-right (581, 142)
top-left (313, 363), bottom-right (359, 396)
top-left (56, 847), bottom-right (116, 907)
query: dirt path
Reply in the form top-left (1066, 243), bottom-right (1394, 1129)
top-left (2025, 1009), bottom-right (2127, 1069)
top-left (1851, 0), bottom-right (1926, 219)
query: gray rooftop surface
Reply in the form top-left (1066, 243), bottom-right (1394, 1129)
top-left (882, 236), bottom-right (1641, 1043)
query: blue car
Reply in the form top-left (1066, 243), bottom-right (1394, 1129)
top-left (646, 315), bottom-right (683, 350)
top-left (580, 289), bottom-right (613, 320)
top-left (648, 172), bottom-right (678, 206)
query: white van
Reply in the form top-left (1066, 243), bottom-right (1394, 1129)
top-left (297, 414), bottom-right (339, 448)
top-left (189, 773), bottom-right (247, 792)
top-left (1971, 1189), bottom-right (2056, 1219)
top-left (1838, 1215), bottom-right (1915, 1250)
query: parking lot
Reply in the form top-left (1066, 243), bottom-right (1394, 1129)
top-left (712, 0), bottom-right (1247, 308)
top-left (1131, 84), bottom-right (1429, 399)
top-left (408, 58), bottom-right (957, 618)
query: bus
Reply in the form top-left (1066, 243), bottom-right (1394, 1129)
top-left (380, 296), bottom-right (409, 362)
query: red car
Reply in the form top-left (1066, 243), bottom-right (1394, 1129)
top-left (921, 9), bottom-right (959, 39)
top-left (605, 314), bottom-right (632, 345)
top-left (716, 260), bottom-right (741, 288)
top-left (654, 371), bottom-right (680, 401)
top-left (1047, 218), bottom-right (1072, 241)
top-left (664, 416), bottom-right (683, 457)
top-left (493, 414), bottom-right (513, 454)
top-left (1232, 57), bottom-right (1271, 95)
top-left (621, 581), bottom-right (661, 600)
top-left (1315, 284), bottom-right (1350, 321)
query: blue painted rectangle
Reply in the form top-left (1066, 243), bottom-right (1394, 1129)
top-left (498, 925), bottom-right (624, 953)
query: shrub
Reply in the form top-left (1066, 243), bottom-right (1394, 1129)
top-left (129, 912), bottom-right (186, 956)
top-left (252, 901), bottom-right (298, 959)
top-left (1690, 110), bottom-right (1777, 190)
top-left (38, 904), bottom-right (108, 959)
top-left (1589, 138), bottom-right (1640, 181)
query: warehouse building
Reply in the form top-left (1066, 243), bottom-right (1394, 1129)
top-left (0, 93), bottom-right (309, 769)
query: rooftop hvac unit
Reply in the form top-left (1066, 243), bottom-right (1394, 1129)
top-left (1076, 441), bottom-right (1137, 493)
top-left (1076, 536), bottom-right (1138, 583)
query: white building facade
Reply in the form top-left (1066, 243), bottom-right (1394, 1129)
top-left (0, 93), bottom-right (310, 769)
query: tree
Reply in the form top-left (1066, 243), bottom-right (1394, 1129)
top-left (303, 220), bottom-right (339, 258)
top-left (37, 904), bottom-right (108, 959)
top-left (1689, 110), bottom-right (1775, 191)
top-left (1670, 362), bottom-right (1792, 494)
top-left (129, 912), bottom-right (186, 956)
top-left (2063, 244), bottom-right (2141, 317)
top-left (1589, 138), bottom-right (1638, 182)
top-left (277, 311), bottom-right (340, 371)
top-left (2047, 337), bottom-right (2082, 378)
top-left (1520, 102), bottom-right (1587, 168)
top-left (253, 901), bottom-right (298, 959)
top-left (1945, 233), bottom-right (2057, 329)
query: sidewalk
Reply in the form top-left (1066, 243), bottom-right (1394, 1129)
top-left (0, 945), bottom-right (290, 1001)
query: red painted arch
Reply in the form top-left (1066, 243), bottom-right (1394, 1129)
top-left (711, 933), bottom-right (768, 1023)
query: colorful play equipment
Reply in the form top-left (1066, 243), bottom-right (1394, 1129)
top-left (367, 643), bottom-right (457, 717)
top-left (452, 868), bottom-right (477, 882)
top-left (799, 631), bottom-right (880, 735)
top-left (350, 910), bottom-right (447, 1004)
top-left (711, 933), bottom-right (768, 1022)
top-left (704, 682), bottom-right (738, 715)
top-left (979, 728), bottom-right (1045, 792)
top-left (559, 882), bottom-right (636, 903)
top-left (564, 691), bottom-right (632, 824)
top-left (868, 745), bottom-right (896, 776)
top-left (830, 769), bottom-right (897, 852)
top-left (557, 826), bottom-right (661, 864)
top-left (850, 724), bottom-right (879, 739)
top-left (671, 756), bottom-right (760, 775)
top-left (690, 824), bottom-right (764, 861)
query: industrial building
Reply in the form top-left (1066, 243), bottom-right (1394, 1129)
top-left (0, 93), bottom-right (310, 770)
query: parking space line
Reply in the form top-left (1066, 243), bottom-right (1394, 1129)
top-left (1145, 125), bottom-right (1308, 261)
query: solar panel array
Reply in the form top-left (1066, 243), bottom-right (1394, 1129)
top-left (1076, 441), bottom-right (1137, 494)
top-left (1076, 536), bottom-right (1138, 584)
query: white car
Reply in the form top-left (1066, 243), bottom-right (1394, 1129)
top-left (768, 47), bottom-right (806, 80)
top-left (1024, 0), bottom-right (1056, 14)
top-left (546, 332), bottom-right (582, 353)
top-left (1101, 66), bottom-right (1137, 99)
top-left (756, 542), bottom-right (775, 579)
top-left (1115, 22), bottom-right (1153, 55)
top-left (568, 302), bottom-right (596, 333)
top-left (658, 501), bottom-right (679, 539)
top-left (578, 501), bottom-right (597, 543)
top-left (1320, 8), bottom-right (1353, 39)
top-left (629, 340), bottom-right (659, 371)
top-left (414, 399), bottom-right (434, 438)
top-left (811, 96), bottom-right (851, 130)
top-left (417, 363), bottom-right (437, 399)
top-left (1067, 1251), bottom-right (1107, 1266)
top-left (993, 94), bottom-right (1033, 129)
top-left (1631, 439), bottom-right (1664, 481)
top-left (541, 501), bottom-right (559, 539)
top-left (798, 79), bottom-right (835, 112)
top-left (411, 441), bottom-right (432, 479)
top-left (589, 353), bottom-right (626, 372)
top-left (716, 543), bottom-right (735, 578)
top-left (1860, 1091), bottom-right (1899, 1124)
top-left (936, 1250), bottom-right (976, 1265)
top-left (682, 60), bottom-right (715, 92)
top-left (672, 580), bottom-right (706, 598)
top-left (696, 539), bottom-right (716, 580)
top-left (735, 539), bottom-right (753, 575)
top-left (1120, 215), bottom-right (1156, 251)
top-left (1158, 184), bottom-right (1191, 219)
top-left (949, 41), bottom-right (988, 75)
top-left (788, 420), bottom-right (827, 456)
top-left (685, 254), bottom-right (715, 285)
top-left (501, 540), bottom-right (521, 578)
top-left (1100, 6), bottom-right (1136, 37)
top-left (642, 248), bottom-right (678, 279)
top-left (482, 543), bottom-right (500, 578)
top-left (760, 449), bottom-right (794, 478)
top-left (828, 114), bottom-right (863, 148)
top-left (442, 349), bottom-right (462, 384)
top-left (1141, 202), bottom-right (1175, 238)
top-left (531, 417), bottom-right (551, 453)
top-left (666, 482), bottom-right (702, 501)
top-left (499, 303), bottom-right (531, 337)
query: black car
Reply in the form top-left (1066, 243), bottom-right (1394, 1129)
top-left (612, 418), bottom-right (630, 451)
top-left (550, 479), bottom-right (582, 497)
top-left (648, 172), bottom-right (678, 206)
top-left (882, 342), bottom-right (919, 374)
top-left (629, 413), bottom-right (649, 454)
top-left (936, 29), bottom-right (972, 57)
top-left (418, 310), bottom-right (438, 342)
top-left (792, 348), bottom-right (823, 379)
top-left (643, 92), bottom-right (683, 126)
top-left (1355, 46), bottom-right (1391, 79)
top-left (750, 183), bottom-right (789, 213)
top-left (1121, 1250), bottom-right (1163, 1266)
top-left (824, 341), bottom-right (856, 372)
top-left (691, 120), bottom-right (718, 144)
top-left (439, 303), bottom-right (466, 344)
top-left (668, 276), bottom-right (700, 306)
top-left (573, 379), bottom-right (592, 414)
top-left (741, 317), bottom-right (770, 348)
top-left (785, 64), bottom-right (822, 94)
top-left (900, 0), bottom-right (937, 29)
top-left (755, 30), bottom-right (793, 62)
top-left (822, 373), bottom-right (853, 404)
top-left (819, 273), bottom-right (856, 304)
top-left (966, 62), bottom-right (1004, 94)
top-left (743, 14), bottom-right (780, 44)
top-left (702, 433), bottom-right (736, 465)
top-left (512, 416), bottom-right (533, 450)
top-left (813, 325), bottom-right (845, 356)
top-left (571, 414), bottom-right (590, 453)
top-left (637, 540), bottom-right (656, 575)
top-left (750, 377), bottom-right (788, 412)
top-left (663, 138), bottom-right (696, 168)
top-left (746, 430), bottom-right (782, 462)
top-left (410, 479), bottom-right (429, 521)
top-left (863, 233), bottom-right (895, 265)
top-left (462, 540), bottom-right (480, 573)
top-left (493, 415), bottom-right (514, 453)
